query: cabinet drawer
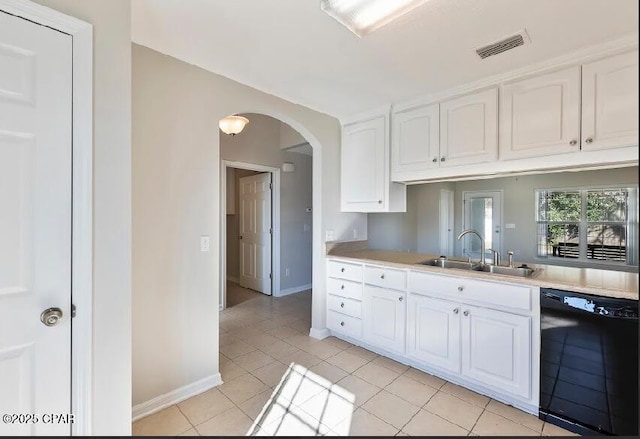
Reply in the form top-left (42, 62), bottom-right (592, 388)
top-left (327, 259), bottom-right (363, 282)
top-left (364, 265), bottom-right (406, 290)
top-left (328, 294), bottom-right (362, 318)
top-left (408, 271), bottom-right (531, 311)
top-left (327, 277), bottom-right (363, 301)
top-left (328, 311), bottom-right (362, 339)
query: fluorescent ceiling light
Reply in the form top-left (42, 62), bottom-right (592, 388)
top-left (320, 0), bottom-right (428, 37)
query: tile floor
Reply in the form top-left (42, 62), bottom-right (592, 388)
top-left (133, 285), bottom-right (579, 436)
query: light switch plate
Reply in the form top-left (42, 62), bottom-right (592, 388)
top-left (200, 236), bottom-right (210, 252)
top-left (325, 230), bottom-right (335, 242)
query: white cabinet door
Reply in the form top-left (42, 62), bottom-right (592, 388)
top-left (582, 50), bottom-right (639, 151)
top-left (391, 103), bottom-right (439, 175)
top-left (407, 294), bottom-right (460, 373)
top-left (500, 66), bottom-right (581, 160)
top-left (440, 88), bottom-right (498, 167)
top-left (363, 286), bottom-right (406, 354)
top-left (341, 116), bottom-right (386, 212)
top-left (461, 305), bottom-right (531, 399)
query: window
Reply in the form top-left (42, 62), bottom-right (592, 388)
top-left (536, 187), bottom-right (638, 266)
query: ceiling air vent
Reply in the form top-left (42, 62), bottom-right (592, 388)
top-left (476, 30), bottom-right (529, 59)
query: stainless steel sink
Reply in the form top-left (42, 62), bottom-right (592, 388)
top-left (417, 258), bottom-right (537, 278)
top-left (417, 258), bottom-right (477, 270)
top-left (473, 264), bottom-right (537, 278)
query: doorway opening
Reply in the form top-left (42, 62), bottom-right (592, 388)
top-left (462, 190), bottom-right (503, 262)
top-left (219, 114), bottom-right (314, 314)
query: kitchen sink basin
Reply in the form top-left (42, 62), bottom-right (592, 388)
top-left (473, 264), bottom-right (537, 278)
top-left (417, 258), bottom-right (477, 270)
top-left (417, 258), bottom-right (537, 278)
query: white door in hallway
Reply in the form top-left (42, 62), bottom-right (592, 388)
top-left (0, 11), bottom-right (72, 436)
top-left (239, 173), bottom-right (272, 295)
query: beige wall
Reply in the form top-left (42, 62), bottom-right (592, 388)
top-left (30, 0), bottom-right (132, 434)
top-left (280, 122), bottom-right (307, 149)
top-left (368, 167), bottom-right (638, 269)
top-left (132, 44), bottom-right (365, 406)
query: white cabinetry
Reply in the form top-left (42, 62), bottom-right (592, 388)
top-left (500, 66), bottom-right (581, 160)
top-left (407, 294), bottom-right (460, 373)
top-left (439, 88), bottom-right (498, 166)
top-left (391, 103), bottom-right (439, 177)
top-left (461, 304), bottom-right (531, 399)
top-left (582, 50), bottom-right (639, 151)
top-left (341, 112), bottom-right (406, 212)
top-left (363, 286), bottom-right (406, 354)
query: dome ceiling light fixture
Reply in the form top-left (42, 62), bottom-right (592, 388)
top-left (320, 0), bottom-right (429, 37)
top-left (219, 115), bottom-right (250, 136)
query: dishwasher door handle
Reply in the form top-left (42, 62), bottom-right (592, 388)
top-left (542, 292), bottom-right (562, 301)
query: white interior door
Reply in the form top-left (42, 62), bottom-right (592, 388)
top-left (439, 189), bottom-right (454, 256)
top-left (0, 11), bottom-right (72, 436)
top-left (239, 173), bottom-right (272, 295)
top-left (463, 191), bottom-right (503, 262)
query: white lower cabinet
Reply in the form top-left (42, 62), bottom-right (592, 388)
top-left (362, 286), bottom-right (406, 354)
top-left (461, 304), bottom-right (531, 399)
top-left (326, 258), bottom-right (536, 410)
top-left (407, 294), bottom-right (460, 373)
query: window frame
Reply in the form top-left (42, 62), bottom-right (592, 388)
top-left (535, 184), bottom-right (638, 268)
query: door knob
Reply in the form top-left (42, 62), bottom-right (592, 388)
top-left (569, 139), bottom-right (578, 146)
top-left (440, 157), bottom-right (446, 162)
top-left (41, 307), bottom-right (63, 327)
top-left (585, 137), bottom-right (594, 144)
top-left (239, 235), bottom-right (243, 240)
top-left (453, 308), bottom-right (459, 314)
top-left (399, 296), bottom-right (404, 302)
top-left (432, 157), bottom-right (438, 163)
top-left (463, 310), bottom-right (469, 316)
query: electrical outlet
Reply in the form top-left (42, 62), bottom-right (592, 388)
top-left (200, 236), bottom-right (210, 252)
top-left (505, 223), bottom-right (516, 229)
top-left (285, 268), bottom-right (290, 277)
top-left (325, 230), bottom-right (335, 242)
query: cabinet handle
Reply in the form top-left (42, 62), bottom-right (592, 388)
top-left (378, 200), bottom-right (383, 204)
top-left (399, 296), bottom-right (404, 302)
top-left (341, 284), bottom-right (345, 290)
top-left (432, 157), bottom-right (438, 163)
top-left (341, 268), bottom-right (345, 273)
top-left (340, 321), bottom-right (345, 327)
top-left (440, 157), bottom-right (446, 162)
top-left (453, 308), bottom-right (459, 314)
top-left (569, 139), bottom-right (578, 146)
top-left (380, 274), bottom-right (385, 279)
top-left (340, 302), bottom-right (345, 308)
top-left (463, 310), bottom-right (469, 316)
top-left (585, 137), bottom-right (594, 144)
top-left (457, 286), bottom-right (464, 292)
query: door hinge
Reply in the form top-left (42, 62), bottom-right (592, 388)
top-left (71, 304), bottom-right (76, 318)
top-left (269, 183), bottom-right (272, 189)
top-left (269, 228), bottom-right (273, 234)
top-left (269, 273), bottom-right (272, 279)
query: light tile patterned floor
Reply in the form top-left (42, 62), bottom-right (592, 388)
top-left (133, 285), bottom-right (579, 436)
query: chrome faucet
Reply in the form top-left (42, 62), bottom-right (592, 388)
top-left (457, 228), bottom-right (486, 266)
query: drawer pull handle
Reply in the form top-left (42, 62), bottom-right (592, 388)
top-left (341, 268), bottom-right (345, 273)
top-left (453, 308), bottom-right (459, 314)
top-left (463, 310), bottom-right (469, 316)
top-left (340, 302), bottom-right (345, 308)
top-left (380, 274), bottom-right (385, 279)
top-left (341, 285), bottom-right (345, 290)
top-left (340, 321), bottom-right (345, 327)
top-left (457, 286), bottom-right (464, 292)
top-left (399, 296), bottom-right (404, 302)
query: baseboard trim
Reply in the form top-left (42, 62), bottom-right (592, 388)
top-left (309, 327), bottom-right (330, 340)
top-left (132, 373), bottom-right (223, 422)
top-left (227, 275), bottom-right (239, 283)
top-left (278, 283), bottom-right (312, 297)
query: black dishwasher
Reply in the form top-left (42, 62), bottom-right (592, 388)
top-left (540, 288), bottom-right (638, 435)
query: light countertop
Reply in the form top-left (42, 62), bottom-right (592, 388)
top-left (327, 242), bottom-right (639, 301)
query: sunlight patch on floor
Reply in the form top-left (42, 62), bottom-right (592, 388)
top-left (247, 363), bottom-right (355, 436)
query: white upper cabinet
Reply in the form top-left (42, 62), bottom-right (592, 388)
top-left (440, 88), bottom-right (498, 167)
top-left (500, 66), bottom-right (581, 160)
top-left (581, 50), bottom-right (639, 151)
top-left (391, 103), bottom-right (439, 177)
top-left (341, 112), bottom-right (406, 212)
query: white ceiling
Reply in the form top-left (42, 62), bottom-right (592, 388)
top-left (132, 0), bottom-right (638, 119)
